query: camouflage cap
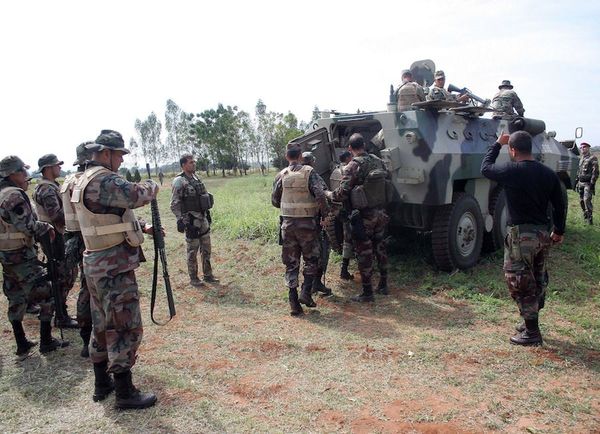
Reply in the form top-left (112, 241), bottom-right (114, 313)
top-left (37, 154), bottom-right (64, 172)
top-left (302, 151), bottom-right (315, 164)
top-left (401, 69), bottom-right (412, 78)
top-left (434, 70), bottom-right (445, 79)
top-left (499, 80), bottom-right (513, 89)
top-left (0, 155), bottom-right (30, 178)
top-left (580, 142), bottom-right (591, 148)
top-left (74, 141), bottom-right (94, 166)
top-left (86, 129), bottom-right (130, 154)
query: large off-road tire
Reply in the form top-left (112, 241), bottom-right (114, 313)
top-left (482, 188), bottom-right (508, 253)
top-left (432, 193), bottom-right (484, 271)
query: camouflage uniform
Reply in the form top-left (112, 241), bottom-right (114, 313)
top-left (577, 150), bottom-right (598, 224)
top-left (170, 172), bottom-right (214, 283)
top-left (330, 152), bottom-right (389, 298)
top-left (491, 89), bottom-right (525, 118)
top-left (427, 84), bottom-right (455, 102)
top-left (396, 81), bottom-right (425, 111)
top-left (76, 160), bottom-right (158, 374)
top-left (272, 162), bottom-right (328, 312)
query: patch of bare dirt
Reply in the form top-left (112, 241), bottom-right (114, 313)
top-left (229, 339), bottom-right (290, 360)
top-left (351, 416), bottom-right (469, 434)
top-left (316, 410), bottom-right (346, 430)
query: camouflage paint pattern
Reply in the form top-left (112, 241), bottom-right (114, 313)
top-left (503, 225), bottom-right (551, 320)
top-left (396, 81), bottom-right (425, 111)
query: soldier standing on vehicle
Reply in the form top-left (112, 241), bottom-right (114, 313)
top-left (302, 151), bottom-right (332, 296)
top-left (33, 153), bottom-right (79, 328)
top-left (576, 142), bottom-right (598, 224)
top-left (170, 154), bottom-right (218, 287)
top-left (396, 69), bottom-right (425, 111)
top-left (0, 155), bottom-right (69, 355)
top-left (326, 133), bottom-right (390, 302)
top-left (73, 130), bottom-right (159, 409)
top-left (481, 130), bottom-right (566, 346)
top-left (491, 80), bottom-right (525, 119)
top-left (272, 144), bottom-right (329, 316)
top-left (427, 70), bottom-right (469, 103)
top-left (61, 143), bottom-right (94, 357)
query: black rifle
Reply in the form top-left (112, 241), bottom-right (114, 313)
top-left (146, 164), bottom-right (176, 325)
top-left (38, 231), bottom-right (67, 339)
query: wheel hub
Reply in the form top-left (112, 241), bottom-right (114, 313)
top-left (457, 212), bottom-right (477, 256)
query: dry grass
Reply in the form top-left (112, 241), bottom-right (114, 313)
top-left (0, 172), bottom-right (598, 433)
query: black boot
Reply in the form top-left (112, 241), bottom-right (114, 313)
top-left (12, 320), bottom-right (36, 356)
top-left (54, 305), bottom-right (79, 329)
top-left (589, 215), bottom-right (594, 225)
top-left (298, 277), bottom-right (317, 308)
top-left (312, 273), bottom-right (332, 296)
top-left (39, 320), bottom-right (70, 353)
top-left (510, 319), bottom-right (543, 346)
top-left (80, 326), bottom-right (92, 358)
top-left (340, 258), bottom-right (353, 280)
top-left (26, 303), bottom-right (41, 315)
top-left (288, 288), bottom-right (304, 317)
top-left (93, 361), bottom-right (115, 402)
top-left (351, 285), bottom-right (375, 303)
top-left (376, 274), bottom-right (388, 295)
top-left (114, 370), bottom-right (157, 410)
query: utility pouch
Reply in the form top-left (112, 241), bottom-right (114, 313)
top-left (350, 186), bottom-right (369, 210)
top-left (349, 209), bottom-right (368, 241)
top-left (508, 225), bottom-right (522, 261)
top-left (199, 193), bottom-right (214, 211)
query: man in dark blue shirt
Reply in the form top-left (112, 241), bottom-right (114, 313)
top-left (481, 130), bottom-right (566, 346)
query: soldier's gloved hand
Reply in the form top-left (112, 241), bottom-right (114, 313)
top-left (176, 218), bottom-right (185, 233)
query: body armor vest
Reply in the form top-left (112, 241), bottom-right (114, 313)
top-left (351, 155), bottom-right (389, 209)
top-left (330, 166), bottom-right (344, 191)
top-left (179, 173), bottom-right (212, 213)
top-left (0, 186), bottom-right (33, 251)
top-left (71, 166), bottom-right (144, 252)
top-left (61, 172), bottom-right (83, 232)
top-left (397, 82), bottom-right (420, 111)
top-left (280, 165), bottom-right (319, 217)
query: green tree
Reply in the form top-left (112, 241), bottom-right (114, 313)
top-left (134, 112), bottom-right (164, 173)
top-left (132, 167), bottom-right (142, 182)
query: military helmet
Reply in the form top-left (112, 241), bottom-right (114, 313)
top-left (86, 129), bottom-right (130, 154)
top-left (37, 154), bottom-right (64, 173)
top-left (302, 151), bottom-right (315, 165)
top-left (0, 155), bottom-right (30, 178)
top-left (74, 141), bottom-right (94, 166)
top-left (401, 69), bottom-right (412, 79)
top-left (499, 80), bottom-right (514, 89)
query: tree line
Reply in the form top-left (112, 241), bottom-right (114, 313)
top-left (129, 99), bottom-right (318, 176)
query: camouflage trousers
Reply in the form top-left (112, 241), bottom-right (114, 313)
top-left (76, 262), bottom-right (92, 328)
top-left (342, 220), bottom-right (354, 260)
top-left (87, 269), bottom-right (143, 374)
top-left (65, 233), bottom-right (90, 326)
top-left (579, 182), bottom-right (594, 219)
top-left (55, 232), bottom-right (77, 302)
top-left (1, 259), bottom-right (54, 322)
top-left (186, 232), bottom-right (212, 279)
top-left (281, 217), bottom-right (320, 289)
top-left (353, 209), bottom-right (389, 286)
top-left (503, 225), bottom-right (551, 321)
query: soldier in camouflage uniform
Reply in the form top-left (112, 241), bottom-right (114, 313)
top-left (272, 144), bottom-right (329, 316)
top-left (73, 130), bottom-right (158, 409)
top-left (576, 142), bottom-right (598, 225)
top-left (482, 131), bottom-right (566, 346)
top-left (338, 151), bottom-right (355, 280)
top-left (62, 143), bottom-right (94, 356)
top-left (170, 154), bottom-right (217, 287)
top-left (396, 69), bottom-right (425, 111)
top-left (33, 153), bottom-right (79, 328)
top-left (0, 155), bottom-right (69, 355)
top-left (326, 133), bottom-right (390, 302)
top-left (491, 80), bottom-right (525, 119)
top-left (427, 70), bottom-right (469, 103)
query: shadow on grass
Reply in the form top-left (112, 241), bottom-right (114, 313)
top-left (543, 336), bottom-right (600, 374)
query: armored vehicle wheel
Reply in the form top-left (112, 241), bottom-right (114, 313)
top-left (432, 193), bottom-right (484, 271)
top-left (483, 188), bottom-right (508, 252)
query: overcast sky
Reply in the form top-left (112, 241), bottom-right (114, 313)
top-left (1, 0), bottom-right (598, 168)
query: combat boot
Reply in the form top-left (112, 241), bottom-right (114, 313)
top-left (114, 370), bottom-right (157, 410)
top-left (39, 320), bottom-right (70, 353)
top-left (93, 361), bottom-right (115, 402)
top-left (589, 215), bottom-right (593, 225)
top-left (26, 303), bottom-right (41, 315)
top-left (11, 320), bottom-right (36, 356)
top-left (376, 273), bottom-right (388, 295)
top-left (80, 326), bottom-right (92, 358)
top-left (190, 277), bottom-right (204, 287)
top-left (288, 288), bottom-right (304, 316)
top-left (340, 258), bottom-right (353, 280)
top-left (54, 305), bottom-right (79, 329)
top-left (299, 277), bottom-right (317, 308)
top-left (312, 272), bottom-right (332, 296)
top-left (351, 285), bottom-right (375, 303)
top-left (203, 275), bottom-right (220, 283)
top-left (510, 319), bottom-right (543, 346)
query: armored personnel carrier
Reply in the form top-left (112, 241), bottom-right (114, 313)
top-left (290, 60), bottom-right (579, 271)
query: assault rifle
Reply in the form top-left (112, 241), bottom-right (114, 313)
top-left (146, 164), bottom-right (176, 325)
top-left (38, 230), bottom-right (68, 338)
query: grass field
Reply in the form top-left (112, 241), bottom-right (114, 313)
top-left (0, 171), bottom-right (598, 433)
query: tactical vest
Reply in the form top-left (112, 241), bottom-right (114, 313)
top-left (0, 186), bottom-right (33, 251)
top-left (578, 155), bottom-right (597, 182)
top-left (397, 82), bottom-right (420, 111)
top-left (280, 165), bottom-right (319, 217)
top-left (350, 154), bottom-right (389, 209)
top-left (178, 173), bottom-right (213, 213)
top-left (33, 179), bottom-right (62, 230)
top-left (60, 172), bottom-right (83, 232)
top-left (330, 166), bottom-right (344, 191)
top-left (71, 165), bottom-right (144, 252)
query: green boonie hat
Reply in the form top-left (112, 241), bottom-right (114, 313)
top-left (86, 129), bottom-right (130, 154)
top-left (0, 155), bottom-right (30, 178)
top-left (74, 142), bottom-right (94, 166)
top-left (434, 70), bottom-right (445, 79)
top-left (302, 151), bottom-right (315, 164)
top-left (499, 80), bottom-right (513, 89)
top-left (37, 154), bottom-right (64, 172)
